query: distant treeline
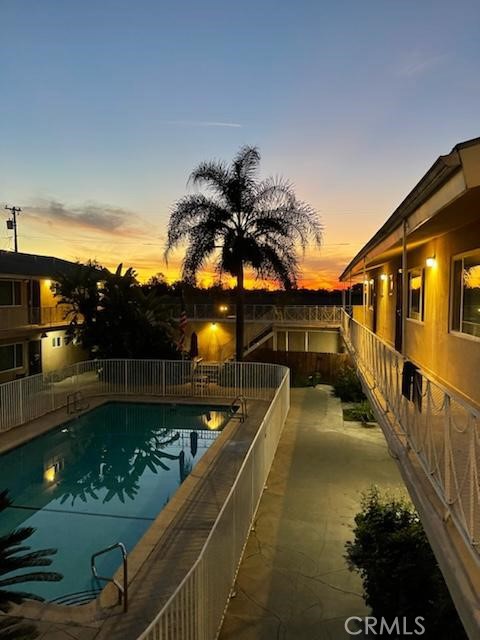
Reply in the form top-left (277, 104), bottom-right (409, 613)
top-left (142, 274), bottom-right (363, 306)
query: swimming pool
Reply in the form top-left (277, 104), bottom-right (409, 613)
top-left (0, 401), bottom-right (231, 603)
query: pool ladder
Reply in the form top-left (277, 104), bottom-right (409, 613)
top-left (91, 542), bottom-right (128, 612)
top-left (66, 391), bottom-right (89, 415)
top-left (230, 395), bottom-right (248, 422)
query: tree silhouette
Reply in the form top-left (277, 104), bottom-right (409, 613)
top-left (53, 262), bottom-right (178, 359)
top-left (165, 146), bottom-right (321, 360)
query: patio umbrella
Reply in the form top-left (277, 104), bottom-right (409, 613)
top-left (189, 331), bottom-right (199, 359)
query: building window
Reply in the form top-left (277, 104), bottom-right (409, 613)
top-left (0, 343), bottom-right (24, 372)
top-left (451, 250), bottom-right (480, 338)
top-left (52, 336), bottom-right (62, 348)
top-left (0, 280), bottom-right (21, 306)
top-left (408, 269), bottom-right (424, 321)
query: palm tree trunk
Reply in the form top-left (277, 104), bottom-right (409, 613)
top-left (235, 264), bottom-right (245, 361)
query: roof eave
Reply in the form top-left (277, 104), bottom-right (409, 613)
top-left (339, 148), bottom-right (463, 282)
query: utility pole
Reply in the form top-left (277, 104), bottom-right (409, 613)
top-left (4, 205), bottom-right (21, 252)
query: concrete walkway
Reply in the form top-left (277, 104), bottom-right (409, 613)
top-left (219, 386), bottom-right (405, 640)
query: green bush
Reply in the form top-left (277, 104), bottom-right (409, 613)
top-left (345, 488), bottom-right (466, 639)
top-left (333, 365), bottom-right (365, 402)
top-left (343, 400), bottom-right (376, 424)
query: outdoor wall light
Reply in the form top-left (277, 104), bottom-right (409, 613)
top-left (219, 305), bottom-right (228, 313)
top-left (369, 279), bottom-right (374, 285)
top-left (210, 322), bottom-right (217, 329)
top-left (426, 256), bottom-right (436, 268)
top-left (380, 273), bottom-right (388, 281)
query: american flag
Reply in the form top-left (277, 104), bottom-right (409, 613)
top-left (177, 305), bottom-right (187, 352)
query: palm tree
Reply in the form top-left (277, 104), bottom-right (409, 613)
top-left (0, 490), bottom-right (62, 639)
top-left (165, 146), bottom-right (322, 360)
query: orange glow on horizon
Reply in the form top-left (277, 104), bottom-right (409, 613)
top-left (13, 214), bottom-right (359, 291)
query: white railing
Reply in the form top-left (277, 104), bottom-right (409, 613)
top-left (136, 366), bottom-right (290, 640)
top-left (0, 359), bottom-right (287, 432)
top-left (341, 311), bottom-right (480, 556)
top-left (0, 358), bottom-right (290, 640)
top-left (171, 304), bottom-right (343, 323)
top-left (278, 305), bottom-right (342, 323)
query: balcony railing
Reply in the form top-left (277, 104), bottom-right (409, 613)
top-left (0, 305), bottom-right (71, 331)
top-left (172, 304), bottom-right (344, 323)
top-left (341, 311), bottom-right (480, 557)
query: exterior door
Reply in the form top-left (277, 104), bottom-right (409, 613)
top-left (28, 340), bottom-right (42, 375)
top-left (28, 280), bottom-right (41, 324)
top-left (395, 271), bottom-right (403, 352)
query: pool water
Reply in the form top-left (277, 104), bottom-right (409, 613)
top-left (0, 402), bottom-right (229, 602)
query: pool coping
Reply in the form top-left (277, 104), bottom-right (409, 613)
top-left (4, 394), bottom-right (271, 628)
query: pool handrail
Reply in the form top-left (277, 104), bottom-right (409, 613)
top-left (91, 542), bottom-right (128, 612)
top-left (66, 390), bottom-right (89, 415)
top-left (229, 394), bottom-right (248, 422)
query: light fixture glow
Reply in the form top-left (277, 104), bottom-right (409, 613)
top-left (380, 274), bottom-right (388, 281)
top-left (44, 465), bottom-right (56, 483)
top-left (219, 304), bottom-right (228, 313)
top-left (426, 257), bottom-right (436, 268)
top-left (210, 322), bottom-right (217, 330)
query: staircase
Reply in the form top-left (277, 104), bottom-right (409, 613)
top-left (243, 324), bottom-right (274, 357)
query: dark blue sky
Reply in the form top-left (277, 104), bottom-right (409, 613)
top-left (1, 0), bottom-right (479, 285)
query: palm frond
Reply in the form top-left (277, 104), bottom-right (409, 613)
top-left (0, 570), bottom-right (62, 588)
top-left (233, 146), bottom-right (260, 181)
top-left (182, 225), bottom-right (218, 283)
top-left (164, 195), bottom-right (229, 259)
top-left (0, 614), bottom-right (39, 640)
top-left (0, 528), bottom-right (36, 552)
top-left (188, 160), bottom-right (230, 199)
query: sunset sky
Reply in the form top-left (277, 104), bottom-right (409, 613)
top-left (1, 0), bottom-right (479, 289)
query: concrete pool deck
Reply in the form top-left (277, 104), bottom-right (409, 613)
top-left (219, 385), bottom-right (405, 640)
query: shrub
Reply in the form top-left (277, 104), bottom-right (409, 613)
top-left (343, 400), bottom-right (376, 424)
top-left (345, 488), bottom-right (466, 639)
top-left (332, 365), bottom-right (365, 402)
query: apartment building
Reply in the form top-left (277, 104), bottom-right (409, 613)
top-left (0, 250), bottom-right (85, 383)
top-left (340, 136), bottom-right (480, 408)
top-left (339, 137), bottom-right (480, 637)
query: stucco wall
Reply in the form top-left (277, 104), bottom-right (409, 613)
top-left (185, 321), bottom-right (236, 361)
top-left (359, 219), bottom-right (480, 406)
top-left (40, 278), bottom-right (57, 307)
top-left (41, 330), bottom-right (86, 373)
